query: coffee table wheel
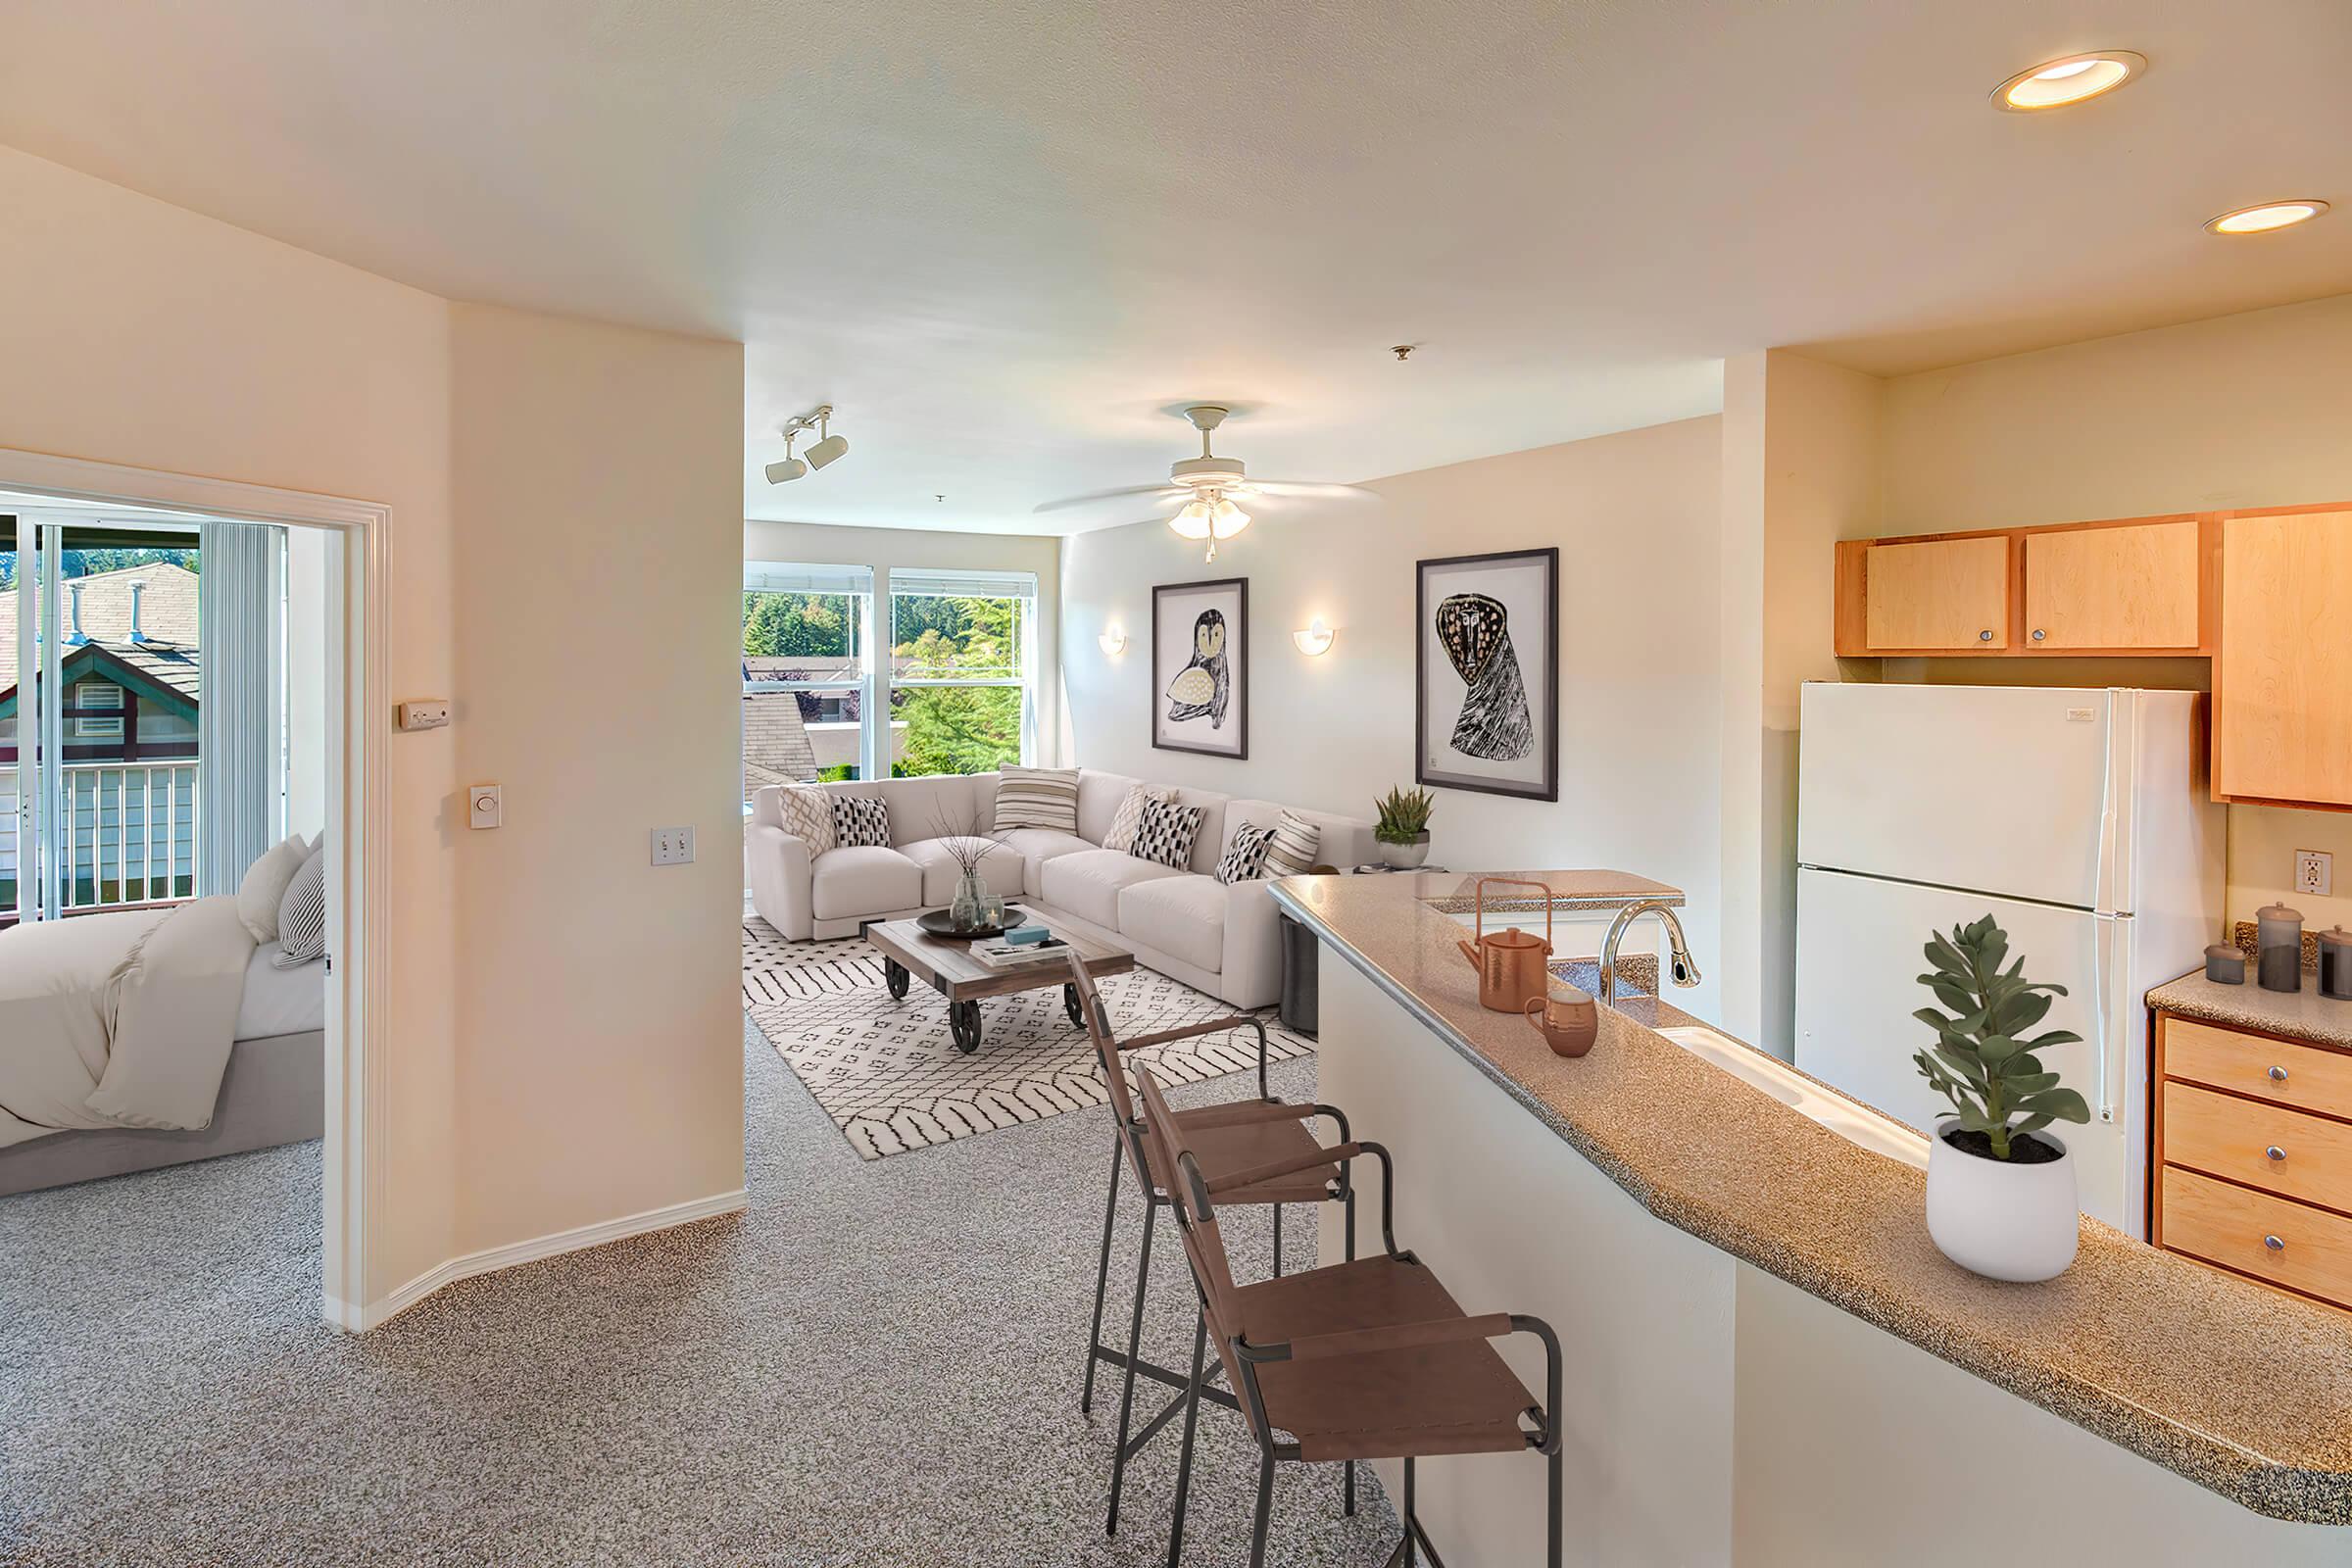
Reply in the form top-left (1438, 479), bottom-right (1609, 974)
top-left (1063, 981), bottom-right (1087, 1030)
top-left (885, 958), bottom-right (910, 1001)
top-left (950, 999), bottom-right (982, 1053)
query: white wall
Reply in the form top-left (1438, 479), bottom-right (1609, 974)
top-left (0, 148), bottom-right (746, 1313)
top-left (1062, 416), bottom-right (1726, 1017)
top-left (742, 519), bottom-right (1064, 763)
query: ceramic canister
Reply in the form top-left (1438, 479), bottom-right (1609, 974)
top-left (2259, 903), bottom-right (2306, 994)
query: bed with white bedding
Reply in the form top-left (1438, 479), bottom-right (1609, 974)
top-left (0, 895), bottom-right (326, 1197)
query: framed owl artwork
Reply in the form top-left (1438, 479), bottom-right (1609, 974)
top-left (1152, 576), bottom-right (1248, 760)
top-left (1415, 548), bottom-right (1558, 801)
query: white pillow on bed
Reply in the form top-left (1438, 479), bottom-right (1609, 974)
top-left (235, 834), bottom-right (312, 942)
top-left (274, 844), bottom-right (328, 967)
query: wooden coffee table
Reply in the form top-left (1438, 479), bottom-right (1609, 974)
top-left (864, 916), bottom-right (1137, 1053)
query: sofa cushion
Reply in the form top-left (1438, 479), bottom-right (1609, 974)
top-left (997, 827), bottom-right (1094, 891)
top-left (992, 766), bottom-right (1081, 833)
top-left (832, 795), bottom-right (893, 848)
top-left (810, 845), bottom-right (923, 920)
top-left (903, 836), bottom-right (1025, 906)
top-left (1117, 875), bottom-right (1227, 973)
top-left (1076, 769), bottom-right (1145, 844)
top-left (1130, 797), bottom-right (1204, 869)
top-left (1039, 848), bottom-right (1188, 929)
top-left (1173, 787), bottom-right (1231, 875)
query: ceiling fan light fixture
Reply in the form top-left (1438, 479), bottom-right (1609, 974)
top-left (1169, 497), bottom-right (1215, 539)
top-left (1992, 50), bottom-right (2144, 111)
top-left (1209, 497), bottom-right (1250, 539)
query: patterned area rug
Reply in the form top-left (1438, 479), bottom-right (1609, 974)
top-left (742, 915), bottom-right (1313, 1159)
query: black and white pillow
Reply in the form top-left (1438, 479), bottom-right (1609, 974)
top-left (1214, 820), bottom-right (1274, 885)
top-left (1128, 797), bottom-right (1203, 870)
top-left (273, 842), bottom-right (328, 967)
top-left (1262, 810), bottom-right (1323, 877)
top-left (992, 766), bottom-right (1080, 834)
top-left (832, 795), bottom-right (893, 849)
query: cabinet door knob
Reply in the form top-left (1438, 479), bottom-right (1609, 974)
top-left (2267, 1145), bottom-right (2287, 1161)
top-left (2266, 1235), bottom-right (2286, 1251)
top-left (2032, 628), bottom-right (2047, 641)
top-left (2270, 1065), bottom-right (2289, 1082)
top-left (1979, 629), bottom-right (1995, 642)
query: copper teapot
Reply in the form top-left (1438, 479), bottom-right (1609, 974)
top-left (1456, 876), bottom-right (1555, 1013)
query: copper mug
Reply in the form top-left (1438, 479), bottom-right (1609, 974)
top-left (1455, 876), bottom-right (1555, 1013)
top-left (1525, 983), bottom-right (1599, 1057)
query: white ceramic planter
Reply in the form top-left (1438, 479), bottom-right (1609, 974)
top-left (1925, 1118), bottom-right (2080, 1282)
top-left (1378, 834), bottom-right (1432, 869)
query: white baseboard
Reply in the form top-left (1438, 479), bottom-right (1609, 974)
top-left (322, 1188), bottom-right (749, 1333)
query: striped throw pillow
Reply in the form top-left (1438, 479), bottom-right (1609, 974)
top-left (1102, 784), bottom-right (1174, 853)
top-left (1214, 820), bottom-right (1275, 885)
top-left (993, 766), bottom-right (1080, 833)
top-left (1262, 810), bottom-right (1323, 877)
top-left (832, 795), bottom-right (893, 849)
top-left (1128, 797), bottom-right (1203, 870)
top-left (273, 842), bottom-right (328, 967)
top-left (776, 784), bottom-right (837, 855)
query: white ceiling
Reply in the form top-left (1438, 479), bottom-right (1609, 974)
top-left (3, 1), bottom-right (2347, 535)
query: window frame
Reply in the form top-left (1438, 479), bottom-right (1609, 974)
top-left (883, 567), bottom-right (1039, 778)
top-left (741, 564), bottom-right (879, 787)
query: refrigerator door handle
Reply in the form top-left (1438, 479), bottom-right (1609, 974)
top-left (2093, 914), bottom-right (2122, 1124)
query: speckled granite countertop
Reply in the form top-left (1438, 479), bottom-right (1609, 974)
top-left (1272, 871), bottom-right (2352, 1526)
top-left (2149, 970), bottom-right (2352, 1052)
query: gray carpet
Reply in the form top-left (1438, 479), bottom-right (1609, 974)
top-left (0, 1020), bottom-right (1400, 1566)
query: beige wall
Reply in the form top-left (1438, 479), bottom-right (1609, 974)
top-left (0, 148), bottom-right (746, 1310)
top-left (1062, 416), bottom-right (1727, 1019)
top-left (450, 304), bottom-right (746, 1254)
top-left (742, 519), bottom-right (1065, 764)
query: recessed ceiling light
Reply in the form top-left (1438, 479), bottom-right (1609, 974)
top-left (2206, 199), bottom-right (2330, 235)
top-left (1992, 51), bottom-right (2146, 111)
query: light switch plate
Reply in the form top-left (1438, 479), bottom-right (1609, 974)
top-left (467, 784), bottom-right (503, 830)
top-left (2296, 850), bottom-right (2333, 897)
top-left (398, 700), bottom-right (452, 732)
top-left (653, 826), bottom-right (695, 866)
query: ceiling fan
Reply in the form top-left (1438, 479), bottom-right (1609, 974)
top-left (1033, 405), bottom-right (1374, 562)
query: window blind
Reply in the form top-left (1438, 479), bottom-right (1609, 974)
top-left (885, 567), bottom-right (1038, 600)
top-left (744, 562), bottom-right (873, 596)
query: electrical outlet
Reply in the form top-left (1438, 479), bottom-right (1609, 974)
top-left (652, 826), bottom-right (696, 866)
top-left (2296, 850), bottom-right (2333, 897)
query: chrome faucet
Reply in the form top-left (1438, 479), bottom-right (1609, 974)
top-left (1598, 900), bottom-right (1701, 1004)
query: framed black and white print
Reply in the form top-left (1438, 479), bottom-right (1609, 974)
top-left (1152, 577), bottom-right (1248, 759)
top-left (1416, 548), bottom-right (1558, 801)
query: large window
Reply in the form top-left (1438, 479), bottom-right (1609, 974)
top-left (888, 568), bottom-right (1036, 778)
top-left (742, 564), bottom-right (873, 799)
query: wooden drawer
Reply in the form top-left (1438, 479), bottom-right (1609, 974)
top-left (2163, 1016), bottom-right (2352, 1122)
top-left (2162, 1165), bottom-right (2352, 1309)
top-left (2162, 1080), bottom-right (2352, 1210)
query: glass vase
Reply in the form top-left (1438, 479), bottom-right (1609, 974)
top-left (951, 869), bottom-right (988, 931)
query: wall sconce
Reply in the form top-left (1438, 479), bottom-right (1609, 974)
top-left (1099, 628), bottom-right (1128, 657)
top-left (1292, 618), bottom-right (1336, 657)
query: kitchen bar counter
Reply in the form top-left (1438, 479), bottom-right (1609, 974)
top-left (2149, 969), bottom-right (2352, 1052)
top-left (1275, 870), bottom-right (2352, 1537)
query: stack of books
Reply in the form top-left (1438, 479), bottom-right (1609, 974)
top-left (969, 935), bottom-right (1070, 970)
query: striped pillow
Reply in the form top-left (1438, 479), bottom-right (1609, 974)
top-left (273, 842), bottom-right (328, 967)
top-left (1102, 784), bottom-right (1175, 853)
top-left (832, 795), bottom-right (892, 849)
top-left (1262, 810), bottom-right (1323, 877)
top-left (993, 766), bottom-right (1080, 834)
top-left (775, 785), bottom-right (837, 855)
top-left (1214, 820), bottom-right (1274, 885)
top-left (1129, 797), bottom-right (1203, 870)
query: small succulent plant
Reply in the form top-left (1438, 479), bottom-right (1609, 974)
top-left (1373, 786), bottom-right (1435, 846)
top-left (1912, 915), bottom-right (2090, 1160)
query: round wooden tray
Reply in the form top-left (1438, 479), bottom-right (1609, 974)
top-left (915, 905), bottom-right (1025, 942)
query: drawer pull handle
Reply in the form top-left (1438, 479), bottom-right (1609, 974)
top-left (2032, 628), bottom-right (2047, 642)
top-left (2269, 1065), bottom-right (2289, 1082)
top-left (1979, 629), bottom-right (1995, 642)
top-left (2266, 1235), bottom-right (2286, 1251)
top-left (2268, 1145), bottom-right (2287, 1161)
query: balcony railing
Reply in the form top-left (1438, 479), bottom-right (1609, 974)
top-left (0, 761), bottom-right (198, 921)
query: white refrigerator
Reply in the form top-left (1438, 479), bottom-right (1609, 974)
top-left (1793, 683), bottom-right (2224, 1238)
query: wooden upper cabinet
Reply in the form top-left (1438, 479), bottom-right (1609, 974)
top-left (2022, 519), bottom-right (2205, 651)
top-left (1858, 536), bottom-right (2011, 652)
top-left (2216, 507), bottom-right (2352, 808)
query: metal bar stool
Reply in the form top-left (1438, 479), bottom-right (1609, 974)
top-left (1065, 952), bottom-right (1369, 1538)
top-left (1134, 1065), bottom-right (1564, 1568)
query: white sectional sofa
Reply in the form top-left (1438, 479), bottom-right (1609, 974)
top-left (747, 768), bottom-right (1375, 1009)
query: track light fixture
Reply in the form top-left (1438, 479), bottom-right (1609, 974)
top-left (766, 404), bottom-right (849, 484)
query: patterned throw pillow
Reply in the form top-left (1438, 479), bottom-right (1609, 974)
top-left (776, 784), bottom-right (837, 855)
top-left (992, 766), bottom-right (1081, 834)
top-left (832, 795), bottom-right (892, 849)
top-left (1102, 783), bottom-right (1174, 853)
top-left (1214, 820), bottom-right (1274, 885)
top-left (273, 843), bottom-right (328, 967)
top-left (1128, 796), bottom-right (1203, 870)
top-left (1262, 810), bottom-right (1323, 877)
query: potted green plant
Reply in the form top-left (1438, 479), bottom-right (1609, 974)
top-left (1373, 786), bottom-right (1435, 869)
top-left (1912, 915), bottom-right (2090, 1282)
